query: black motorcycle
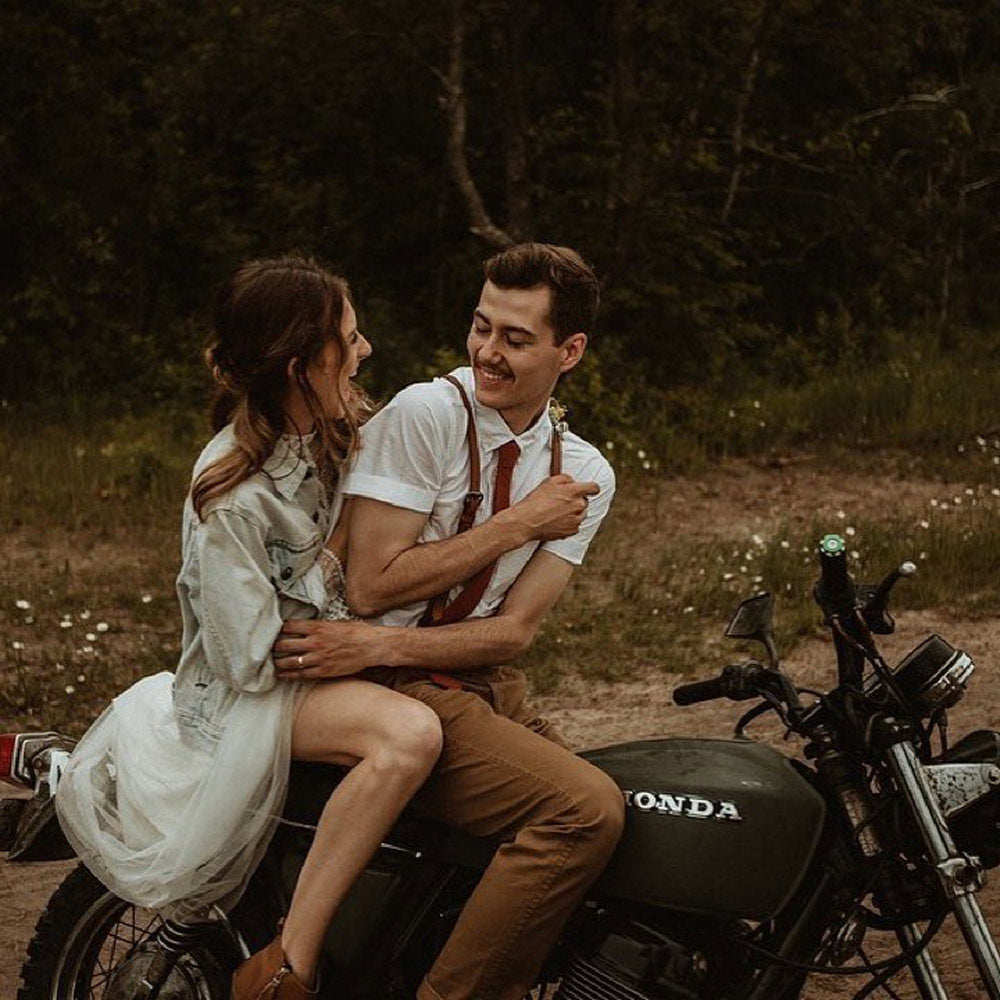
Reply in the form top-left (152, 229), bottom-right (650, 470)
top-left (4, 532), bottom-right (1000, 999)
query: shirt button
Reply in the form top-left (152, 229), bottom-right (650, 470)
top-left (281, 566), bottom-right (293, 580)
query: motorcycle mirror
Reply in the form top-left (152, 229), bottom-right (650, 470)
top-left (725, 592), bottom-right (779, 667)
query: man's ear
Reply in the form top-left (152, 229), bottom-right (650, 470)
top-left (558, 333), bottom-right (587, 374)
top-left (287, 356), bottom-right (302, 382)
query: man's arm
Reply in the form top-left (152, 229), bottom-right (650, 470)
top-left (275, 549), bottom-right (573, 677)
top-left (346, 481), bottom-right (595, 618)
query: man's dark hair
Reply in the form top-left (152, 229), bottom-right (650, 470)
top-left (483, 242), bottom-right (600, 344)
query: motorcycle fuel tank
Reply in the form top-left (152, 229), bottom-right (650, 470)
top-left (584, 738), bottom-right (825, 921)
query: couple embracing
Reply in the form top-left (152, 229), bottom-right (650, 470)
top-left (55, 243), bottom-right (624, 1000)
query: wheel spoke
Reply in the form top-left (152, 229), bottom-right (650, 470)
top-left (86, 905), bottom-right (166, 997)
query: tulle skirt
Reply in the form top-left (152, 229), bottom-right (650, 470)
top-left (55, 671), bottom-right (303, 920)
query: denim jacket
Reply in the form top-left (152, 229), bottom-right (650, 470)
top-left (172, 425), bottom-right (342, 747)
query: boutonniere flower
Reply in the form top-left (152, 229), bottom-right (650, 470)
top-left (548, 399), bottom-right (569, 437)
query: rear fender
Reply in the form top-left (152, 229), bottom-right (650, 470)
top-left (5, 789), bottom-right (75, 861)
top-left (3, 741), bottom-right (76, 861)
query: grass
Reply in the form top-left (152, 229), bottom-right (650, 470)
top-left (525, 485), bottom-right (1000, 693)
top-left (2, 358), bottom-right (1000, 733)
top-left (598, 358), bottom-right (1000, 477)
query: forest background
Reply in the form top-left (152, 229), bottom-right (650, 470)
top-left (5, 0), bottom-right (1000, 731)
top-left (5, 0), bottom-right (1000, 452)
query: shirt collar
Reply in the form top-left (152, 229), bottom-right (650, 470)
top-left (262, 434), bottom-right (316, 499)
top-left (451, 366), bottom-right (552, 455)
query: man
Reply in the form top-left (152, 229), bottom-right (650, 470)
top-left (283, 243), bottom-right (623, 1000)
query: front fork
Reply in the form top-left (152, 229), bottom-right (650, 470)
top-left (885, 737), bottom-right (1000, 1000)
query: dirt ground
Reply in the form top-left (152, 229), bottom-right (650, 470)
top-left (3, 454), bottom-right (999, 998)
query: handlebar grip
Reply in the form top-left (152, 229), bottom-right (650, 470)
top-left (817, 533), bottom-right (856, 615)
top-left (673, 676), bottom-right (726, 706)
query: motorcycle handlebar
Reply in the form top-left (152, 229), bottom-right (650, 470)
top-left (816, 533), bottom-right (856, 617)
top-left (673, 663), bottom-right (768, 707)
top-left (673, 676), bottom-right (726, 706)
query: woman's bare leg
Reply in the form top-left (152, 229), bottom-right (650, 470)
top-left (279, 679), bottom-right (442, 987)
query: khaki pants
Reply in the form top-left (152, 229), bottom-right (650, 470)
top-left (375, 666), bottom-right (626, 1000)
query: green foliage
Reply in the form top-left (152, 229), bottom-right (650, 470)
top-left (3, 0), bottom-right (1000, 415)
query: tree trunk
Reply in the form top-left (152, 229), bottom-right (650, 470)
top-left (492, 6), bottom-right (531, 241)
top-left (722, 0), bottom-right (769, 223)
top-left (607, 0), bottom-right (643, 281)
top-left (442, 0), bottom-right (514, 249)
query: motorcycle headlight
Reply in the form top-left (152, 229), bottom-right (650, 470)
top-left (870, 634), bottom-right (974, 717)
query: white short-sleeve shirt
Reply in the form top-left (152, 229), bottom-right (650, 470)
top-left (344, 366), bottom-right (615, 627)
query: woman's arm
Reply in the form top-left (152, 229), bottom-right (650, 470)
top-left (197, 507), bottom-right (302, 692)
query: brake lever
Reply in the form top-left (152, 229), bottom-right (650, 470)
top-left (861, 561), bottom-right (916, 635)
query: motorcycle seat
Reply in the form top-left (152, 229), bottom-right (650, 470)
top-left (282, 760), bottom-right (499, 871)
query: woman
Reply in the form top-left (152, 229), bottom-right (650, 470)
top-left (55, 256), bottom-right (443, 999)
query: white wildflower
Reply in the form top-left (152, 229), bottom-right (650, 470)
top-left (15, 599), bottom-right (30, 610)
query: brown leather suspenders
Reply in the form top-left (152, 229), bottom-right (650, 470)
top-left (419, 374), bottom-right (563, 628)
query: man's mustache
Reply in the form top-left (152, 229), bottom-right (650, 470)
top-left (475, 362), bottom-right (513, 378)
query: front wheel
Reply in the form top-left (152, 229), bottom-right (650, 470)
top-left (17, 864), bottom-right (234, 1000)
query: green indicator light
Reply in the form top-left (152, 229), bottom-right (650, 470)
top-left (820, 533), bottom-right (845, 555)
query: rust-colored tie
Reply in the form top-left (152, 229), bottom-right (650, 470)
top-left (428, 439), bottom-right (521, 627)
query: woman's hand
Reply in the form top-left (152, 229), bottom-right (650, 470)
top-left (273, 620), bottom-right (385, 680)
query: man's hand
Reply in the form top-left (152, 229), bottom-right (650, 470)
top-left (273, 620), bottom-right (386, 680)
top-left (499, 474), bottom-right (600, 543)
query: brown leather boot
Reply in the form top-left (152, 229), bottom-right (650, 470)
top-left (231, 930), bottom-right (318, 1000)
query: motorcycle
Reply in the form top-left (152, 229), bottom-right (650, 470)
top-left (4, 532), bottom-right (1000, 999)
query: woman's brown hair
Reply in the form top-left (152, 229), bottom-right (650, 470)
top-left (192, 255), bottom-right (370, 519)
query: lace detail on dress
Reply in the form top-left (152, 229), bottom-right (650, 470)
top-left (318, 549), bottom-right (354, 622)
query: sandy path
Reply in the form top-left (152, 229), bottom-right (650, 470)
top-left (2, 454), bottom-right (998, 997)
